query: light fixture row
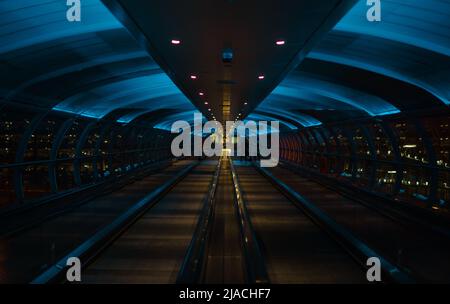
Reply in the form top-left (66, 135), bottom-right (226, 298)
top-left (171, 38), bottom-right (286, 121)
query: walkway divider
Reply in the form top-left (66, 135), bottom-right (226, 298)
top-left (230, 158), bottom-right (270, 284)
top-left (30, 161), bottom-right (199, 284)
top-left (254, 164), bottom-right (416, 284)
top-left (176, 158), bottom-right (222, 283)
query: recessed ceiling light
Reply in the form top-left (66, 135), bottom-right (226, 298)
top-left (204, 101), bottom-right (208, 105)
top-left (171, 39), bottom-right (181, 45)
top-left (244, 102), bottom-right (248, 105)
top-left (258, 75), bottom-right (265, 80)
top-left (199, 92), bottom-right (204, 96)
top-left (276, 40), bottom-right (286, 46)
top-left (208, 108), bottom-right (211, 111)
top-left (190, 75), bottom-right (197, 80)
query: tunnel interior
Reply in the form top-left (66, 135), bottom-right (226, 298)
top-left (0, 0), bottom-right (450, 284)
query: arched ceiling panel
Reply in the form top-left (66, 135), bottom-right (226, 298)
top-left (257, 71), bottom-right (398, 124)
top-left (53, 74), bottom-right (194, 119)
top-left (0, 0), bottom-right (121, 54)
top-left (306, 0), bottom-right (450, 105)
top-left (0, 0), bottom-right (197, 127)
top-left (246, 113), bottom-right (297, 131)
top-left (254, 108), bottom-right (322, 128)
top-left (334, 0), bottom-right (450, 56)
top-left (254, 0), bottom-right (449, 126)
top-left (153, 111), bottom-right (206, 132)
top-left (309, 32), bottom-right (450, 105)
top-left (1, 0), bottom-right (448, 131)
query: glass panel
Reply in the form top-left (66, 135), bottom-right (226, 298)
top-left (81, 127), bottom-right (100, 157)
top-left (0, 106), bottom-right (35, 164)
top-left (333, 126), bottom-right (352, 157)
top-left (327, 157), bottom-right (339, 174)
top-left (80, 160), bottom-right (94, 184)
top-left (98, 128), bottom-right (113, 157)
top-left (374, 163), bottom-right (397, 194)
top-left (97, 128), bottom-right (114, 175)
top-left (24, 116), bottom-right (65, 162)
top-left (354, 160), bottom-right (372, 187)
top-left (421, 116), bottom-right (450, 169)
top-left (23, 165), bottom-right (51, 200)
top-left (306, 130), bottom-right (318, 153)
top-left (399, 166), bottom-right (431, 206)
top-left (0, 168), bottom-right (15, 208)
top-left (280, 137), bottom-right (289, 161)
top-left (366, 122), bottom-right (395, 161)
top-left (57, 120), bottom-right (86, 159)
top-left (321, 128), bottom-right (337, 154)
top-left (390, 121), bottom-right (428, 165)
top-left (299, 132), bottom-right (310, 152)
top-left (340, 157), bottom-right (353, 178)
top-left (437, 170), bottom-right (449, 210)
top-left (56, 160), bottom-right (75, 191)
top-left (313, 129), bottom-right (326, 154)
top-left (353, 127), bottom-right (371, 158)
top-left (98, 157), bottom-right (110, 178)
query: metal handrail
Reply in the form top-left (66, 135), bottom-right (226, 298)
top-left (229, 158), bottom-right (270, 284)
top-left (176, 158), bottom-right (222, 283)
top-left (30, 161), bottom-right (198, 284)
top-left (255, 163), bottom-right (416, 284)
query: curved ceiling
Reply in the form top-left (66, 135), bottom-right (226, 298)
top-left (0, 0), bottom-right (195, 125)
top-left (0, 0), bottom-right (449, 131)
top-left (256, 0), bottom-right (450, 126)
top-left (101, 0), bottom-right (358, 122)
top-left (310, 0), bottom-right (450, 105)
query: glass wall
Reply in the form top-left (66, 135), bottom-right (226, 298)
top-left (279, 112), bottom-right (450, 214)
top-left (0, 106), bottom-right (36, 207)
top-left (421, 115), bottom-right (450, 208)
top-left (0, 105), bottom-right (174, 211)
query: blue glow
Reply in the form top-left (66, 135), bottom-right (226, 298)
top-left (52, 108), bottom-right (100, 120)
top-left (308, 51), bottom-right (450, 105)
top-left (335, 0), bottom-right (450, 56)
top-left (154, 111), bottom-right (206, 131)
top-left (246, 113), bottom-right (297, 131)
top-left (6, 51), bottom-right (150, 100)
top-left (0, 0), bottom-right (197, 127)
top-left (269, 76), bottom-right (400, 117)
top-left (305, 0), bottom-right (450, 106)
top-left (53, 73), bottom-right (193, 119)
top-left (0, 0), bottom-right (122, 54)
top-left (255, 108), bottom-right (322, 127)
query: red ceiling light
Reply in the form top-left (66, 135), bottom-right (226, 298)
top-left (171, 39), bottom-right (181, 45)
top-left (276, 40), bottom-right (286, 46)
top-left (258, 75), bottom-right (265, 80)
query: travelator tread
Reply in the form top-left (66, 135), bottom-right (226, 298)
top-left (267, 165), bottom-right (450, 283)
top-left (81, 161), bottom-right (218, 284)
top-left (234, 163), bottom-right (367, 284)
top-left (0, 160), bottom-right (196, 283)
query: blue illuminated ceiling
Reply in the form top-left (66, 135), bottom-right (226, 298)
top-left (256, 0), bottom-right (450, 126)
top-left (153, 111), bottom-right (206, 132)
top-left (335, 0), bottom-right (450, 56)
top-left (308, 0), bottom-right (450, 105)
top-left (0, 0), bottom-right (195, 125)
top-left (0, 0), bottom-right (449, 131)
